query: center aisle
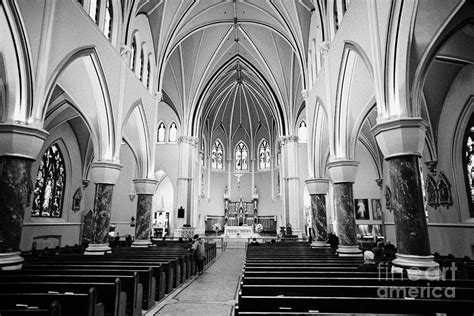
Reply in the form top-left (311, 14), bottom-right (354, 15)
top-left (149, 248), bottom-right (246, 316)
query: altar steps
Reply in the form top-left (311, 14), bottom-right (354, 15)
top-left (225, 240), bottom-right (248, 249)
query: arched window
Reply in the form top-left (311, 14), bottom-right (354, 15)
top-left (146, 59), bottom-right (151, 88)
top-left (32, 144), bottom-right (66, 218)
top-left (169, 122), bottom-right (177, 142)
top-left (211, 140), bottom-right (224, 170)
top-left (463, 115), bottom-right (474, 214)
top-left (298, 120), bottom-right (307, 143)
top-left (89, 0), bottom-right (100, 25)
top-left (235, 141), bottom-right (248, 170)
top-left (157, 122), bottom-right (166, 142)
top-left (259, 139), bottom-right (271, 169)
top-left (200, 140), bottom-right (205, 166)
top-left (130, 36), bottom-right (137, 71)
top-left (139, 47), bottom-right (144, 80)
top-left (103, 0), bottom-right (113, 40)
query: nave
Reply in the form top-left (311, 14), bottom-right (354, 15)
top-left (2, 238), bottom-right (473, 315)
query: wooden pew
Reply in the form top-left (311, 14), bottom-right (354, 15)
top-left (0, 273), bottom-right (141, 316)
top-left (236, 295), bottom-right (474, 315)
top-left (0, 280), bottom-right (124, 316)
top-left (12, 267), bottom-right (155, 310)
top-left (23, 258), bottom-right (168, 300)
top-left (0, 300), bottom-right (61, 316)
top-left (0, 288), bottom-right (103, 316)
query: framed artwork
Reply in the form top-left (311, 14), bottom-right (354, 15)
top-left (355, 199), bottom-right (369, 219)
top-left (357, 224), bottom-right (372, 237)
top-left (372, 224), bottom-right (383, 237)
top-left (371, 199), bottom-right (382, 220)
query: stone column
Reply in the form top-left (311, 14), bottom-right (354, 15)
top-left (305, 178), bottom-right (330, 247)
top-left (131, 179), bottom-right (158, 247)
top-left (176, 136), bottom-right (198, 230)
top-left (373, 118), bottom-right (439, 279)
top-left (85, 161), bottom-right (122, 255)
top-left (0, 124), bottom-right (49, 269)
top-left (327, 160), bottom-right (362, 256)
top-left (280, 136), bottom-right (301, 236)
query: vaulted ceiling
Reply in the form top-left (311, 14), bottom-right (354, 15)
top-left (136, 0), bottom-right (313, 144)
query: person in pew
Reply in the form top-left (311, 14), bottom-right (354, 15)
top-left (249, 238), bottom-right (259, 246)
top-left (357, 250), bottom-right (378, 272)
top-left (192, 234), bottom-right (207, 274)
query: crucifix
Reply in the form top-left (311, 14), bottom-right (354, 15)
top-left (234, 173), bottom-right (244, 189)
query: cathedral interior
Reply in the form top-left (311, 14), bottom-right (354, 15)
top-left (0, 0), bottom-right (474, 286)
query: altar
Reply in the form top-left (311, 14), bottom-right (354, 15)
top-left (224, 225), bottom-right (253, 238)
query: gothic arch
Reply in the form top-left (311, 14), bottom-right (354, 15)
top-left (40, 47), bottom-right (116, 162)
top-left (333, 42), bottom-right (375, 160)
top-left (121, 100), bottom-right (152, 178)
top-left (0, 1), bottom-right (33, 123)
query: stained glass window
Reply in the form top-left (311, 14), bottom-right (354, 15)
top-left (157, 122), bottom-right (165, 142)
top-left (104, 0), bottom-right (113, 40)
top-left (259, 139), bottom-right (271, 169)
top-left (463, 115), bottom-right (474, 216)
top-left (211, 140), bottom-right (223, 169)
top-left (298, 120), bottom-right (307, 143)
top-left (139, 47), bottom-right (144, 80)
top-left (169, 122), bottom-right (177, 142)
top-left (32, 144), bottom-right (66, 218)
top-left (235, 141), bottom-right (248, 170)
top-left (131, 36), bottom-right (137, 71)
top-left (201, 140), bottom-right (205, 166)
top-left (146, 59), bottom-right (151, 88)
top-left (89, 0), bottom-right (100, 24)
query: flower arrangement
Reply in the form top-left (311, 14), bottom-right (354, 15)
top-left (255, 223), bottom-right (263, 233)
top-left (212, 223), bottom-right (222, 233)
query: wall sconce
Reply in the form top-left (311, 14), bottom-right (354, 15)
top-left (130, 216), bottom-right (136, 227)
top-left (129, 191), bottom-right (136, 201)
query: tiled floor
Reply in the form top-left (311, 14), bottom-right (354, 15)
top-left (147, 248), bottom-right (246, 316)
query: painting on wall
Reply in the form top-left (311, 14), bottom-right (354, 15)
top-left (372, 224), bottom-right (383, 237)
top-left (371, 199), bottom-right (382, 220)
top-left (355, 199), bottom-right (369, 220)
top-left (357, 224), bottom-right (372, 237)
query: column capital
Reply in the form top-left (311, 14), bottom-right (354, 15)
top-left (133, 178), bottom-right (158, 195)
top-left (371, 118), bottom-right (427, 159)
top-left (119, 45), bottom-right (131, 59)
top-left (177, 135), bottom-right (199, 146)
top-left (0, 123), bottom-right (49, 160)
top-left (279, 135), bottom-right (299, 145)
top-left (305, 178), bottom-right (330, 195)
top-left (327, 159), bottom-right (359, 183)
top-left (154, 91), bottom-right (163, 102)
top-left (301, 89), bottom-right (309, 100)
top-left (90, 161), bottom-right (123, 184)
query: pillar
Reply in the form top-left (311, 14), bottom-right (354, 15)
top-left (176, 136), bottom-right (198, 230)
top-left (131, 179), bottom-right (158, 247)
top-left (280, 136), bottom-right (301, 236)
top-left (85, 161), bottom-right (122, 255)
top-left (327, 160), bottom-right (362, 256)
top-left (305, 178), bottom-right (330, 247)
top-left (0, 124), bottom-right (48, 269)
top-left (373, 118), bottom-right (440, 279)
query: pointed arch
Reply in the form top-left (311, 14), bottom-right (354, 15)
top-left (121, 100), bottom-right (152, 178)
top-left (40, 47), bottom-right (116, 161)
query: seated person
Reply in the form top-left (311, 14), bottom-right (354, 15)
top-left (249, 238), bottom-right (259, 246)
top-left (357, 250), bottom-right (378, 272)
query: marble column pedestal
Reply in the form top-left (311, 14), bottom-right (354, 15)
top-left (85, 183), bottom-right (114, 255)
top-left (0, 157), bottom-right (33, 268)
top-left (333, 183), bottom-right (361, 256)
top-left (310, 194), bottom-right (329, 248)
top-left (388, 155), bottom-right (439, 279)
top-left (132, 194), bottom-right (153, 247)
